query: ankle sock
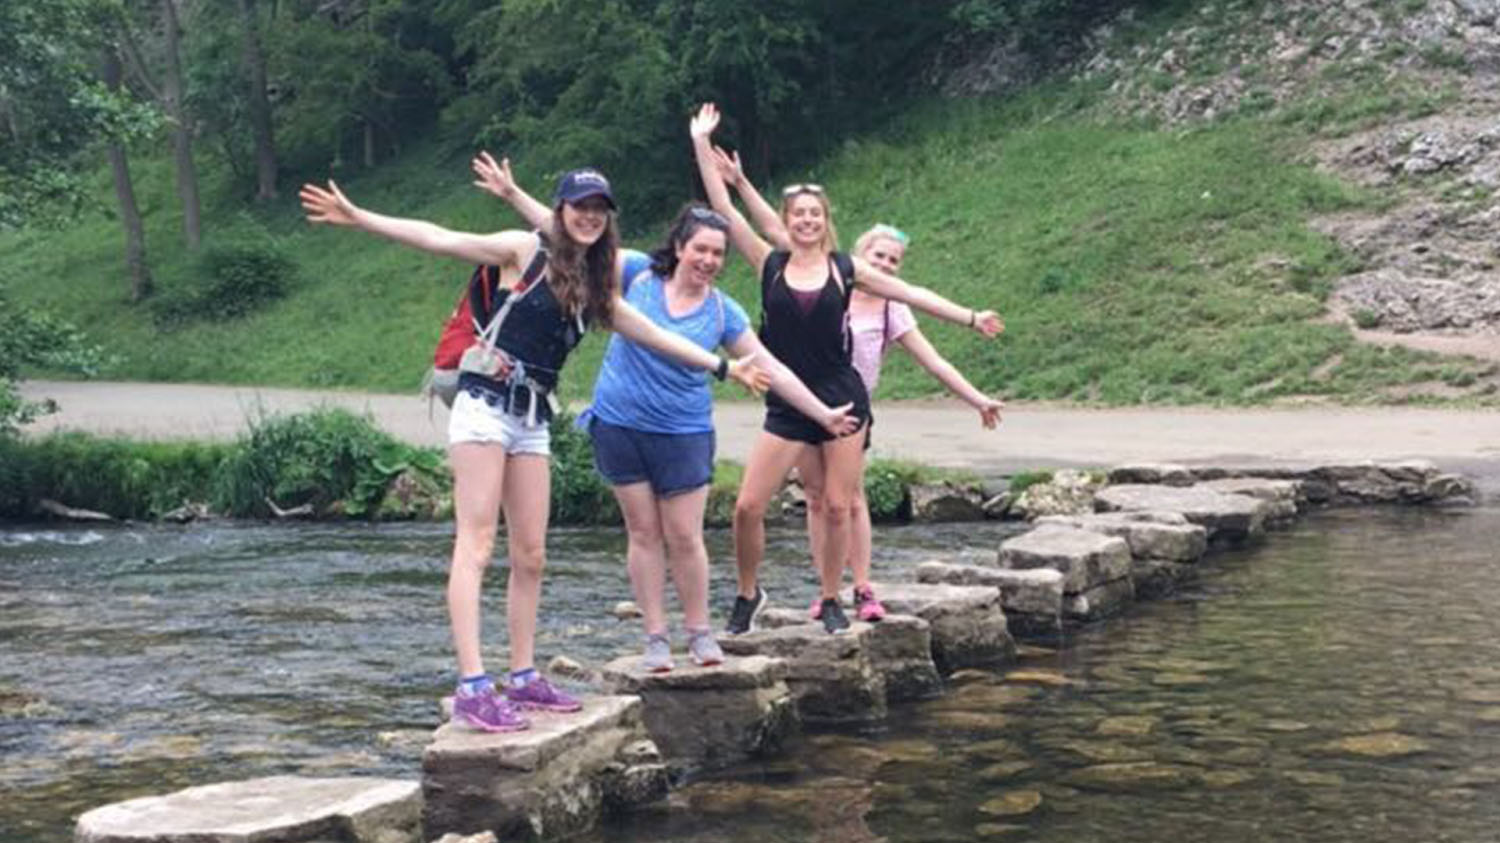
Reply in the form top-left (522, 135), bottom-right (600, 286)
top-left (509, 667), bottom-right (538, 688)
top-left (458, 673), bottom-right (493, 697)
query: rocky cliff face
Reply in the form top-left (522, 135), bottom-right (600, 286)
top-left (947, 0), bottom-right (1500, 359)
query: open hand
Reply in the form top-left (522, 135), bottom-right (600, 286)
top-left (975, 396), bottom-right (1004, 429)
top-left (821, 403), bottom-right (860, 437)
top-left (472, 151), bottom-right (516, 200)
top-left (298, 180), bottom-right (358, 226)
top-left (711, 145), bottom-right (744, 188)
top-left (972, 310), bottom-right (1004, 338)
top-left (690, 103), bottom-right (721, 140)
top-left (728, 356), bottom-right (771, 396)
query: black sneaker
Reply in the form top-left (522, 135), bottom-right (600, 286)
top-left (726, 585), bottom-right (768, 636)
top-left (820, 598), bottom-right (851, 635)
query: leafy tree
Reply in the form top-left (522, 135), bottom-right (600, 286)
top-left (0, 288), bottom-right (108, 436)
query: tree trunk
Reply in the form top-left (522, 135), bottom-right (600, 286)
top-left (238, 0), bottom-right (278, 200)
top-left (101, 49), bottom-right (153, 302)
top-left (161, 0), bottom-right (202, 249)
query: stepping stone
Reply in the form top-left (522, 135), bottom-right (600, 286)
top-left (422, 695), bottom-right (668, 842)
top-left (877, 583), bottom-right (1015, 672)
top-left (998, 525), bottom-right (1131, 594)
top-left (914, 562), bottom-right (1063, 640)
top-left (748, 606), bottom-right (942, 702)
top-left (720, 623), bottom-right (887, 725)
top-left (75, 776), bottom-right (421, 843)
top-left (1095, 484), bottom-right (1270, 542)
top-left (600, 655), bottom-right (796, 773)
top-left (1196, 478), bottom-right (1301, 524)
top-left (1034, 511), bottom-right (1207, 599)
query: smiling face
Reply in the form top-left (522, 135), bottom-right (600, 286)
top-left (673, 226), bottom-right (727, 287)
top-left (560, 196), bottom-right (612, 246)
top-left (783, 193), bottom-right (830, 249)
top-left (861, 235), bottom-right (906, 276)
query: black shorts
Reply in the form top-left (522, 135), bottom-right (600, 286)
top-left (763, 368), bottom-right (872, 445)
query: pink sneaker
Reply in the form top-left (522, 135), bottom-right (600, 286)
top-left (808, 598), bottom-right (824, 620)
top-left (451, 688), bottom-right (529, 732)
top-left (854, 585), bottom-right (886, 622)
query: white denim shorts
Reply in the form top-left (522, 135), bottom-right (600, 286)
top-left (448, 390), bottom-right (551, 455)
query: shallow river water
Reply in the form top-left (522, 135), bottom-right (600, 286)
top-left (3, 505), bottom-right (1499, 842)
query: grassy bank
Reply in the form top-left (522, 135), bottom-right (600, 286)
top-left (4, 51), bottom-right (1494, 405)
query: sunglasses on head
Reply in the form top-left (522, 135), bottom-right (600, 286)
top-left (871, 223), bottom-right (910, 246)
top-left (781, 183), bottom-right (825, 197)
top-left (686, 206), bottom-right (729, 227)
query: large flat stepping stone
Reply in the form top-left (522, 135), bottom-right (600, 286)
top-left (1196, 478), bottom-right (1301, 523)
top-left (1095, 484), bottom-right (1269, 541)
top-left (75, 776), bottom-right (421, 843)
top-left (600, 655), bottom-right (796, 772)
top-left (423, 695), bottom-right (668, 841)
top-left (1034, 511), bottom-right (1208, 599)
top-left (1109, 460), bottom-right (1472, 506)
top-left (877, 583), bottom-right (1015, 672)
top-left (750, 608), bottom-right (942, 702)
top-left (998, 525), bottom-right (1132, 593)
top-left (719, 624), bottom-right (887, 725)
top-left (914, 562), bottom-right (1062, 640)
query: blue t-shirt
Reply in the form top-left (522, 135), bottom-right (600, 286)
top-left (586, 250), bottom-right (750, 434)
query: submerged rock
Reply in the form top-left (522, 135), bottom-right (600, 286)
top-left (1063, 762), bottom-right (1197, 792)
top-left (976, 789), bottom-right (1043, 817)
top-left (1317, 732), bottom-right (1431, 758)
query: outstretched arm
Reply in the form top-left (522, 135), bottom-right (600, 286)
top-left (299, 180), bottom-right (526, 268)
top-left (897, 327), bottom-right (1004, 428)
top-left (610, 298), bottom-right (770, 395)
top-left (690, 103), bottom-right (773, 272)
top-left (472, 152), bottom-right (554, 231)
top-left (850, 256), bottom-right (1005, 337)
top-left (712, 146), bottom-right (789, 250)
top-left (724, 332), bottom-right (857, 436)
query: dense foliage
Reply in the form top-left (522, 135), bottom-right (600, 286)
top-left (0, 288), bottom-right (107, 435)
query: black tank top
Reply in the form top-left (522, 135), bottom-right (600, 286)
top-left (758, 251), bottom-right (869, 416)
top-left (459, 259), bottom-right (586, 422)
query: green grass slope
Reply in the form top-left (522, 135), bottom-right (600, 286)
top-left (4, 75), bottom-right (1493, 406)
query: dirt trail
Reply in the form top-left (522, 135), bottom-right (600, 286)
top-left (19, 381), bottom-right (1500, 483)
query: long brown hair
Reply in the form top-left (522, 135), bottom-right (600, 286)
top-left (547, 203), bottom-right (619, 327)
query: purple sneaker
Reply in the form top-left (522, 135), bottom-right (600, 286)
top-left (506, 676), bottom-right (583, 712)
top-left (451, 689), bottom-right (529, 733)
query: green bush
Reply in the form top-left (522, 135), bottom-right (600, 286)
top-left (0, 433), bottom-right (229, 520)
top-left (1006, 470), bottom-right (1055, 495)
top-left (864, 462), bottom-right (913, 523)
top-left (153, 236), bottom-right (297, 326)
top-left (213, 407), bottom-right (444, 518)
top-left (547, 411), bottom-right (620, 526)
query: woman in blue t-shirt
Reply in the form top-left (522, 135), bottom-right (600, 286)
top-left (476, 155), bottom-right (856, 670)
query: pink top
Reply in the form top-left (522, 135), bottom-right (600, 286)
top-left (849, 301), bottom-right (916, 393)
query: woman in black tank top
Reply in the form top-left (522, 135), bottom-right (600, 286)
top-left (691, 103), bottom-right (1004, 635)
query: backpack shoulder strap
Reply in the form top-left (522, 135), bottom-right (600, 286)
top-left (759, 250), bottom-right (791, 330)
top-left (830, 251), bottom-right (856, 306)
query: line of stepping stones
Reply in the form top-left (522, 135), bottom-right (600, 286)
top-left (75, 460), bottom-right (1475, 843)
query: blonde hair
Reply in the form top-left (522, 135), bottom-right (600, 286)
top-left (779, 190), bottom-right (839, 253)
top-left (853, 225), bottom-right (910, 260)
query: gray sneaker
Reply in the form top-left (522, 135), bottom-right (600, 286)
top-left (642, 633), bottom-right (674, 673)
top-left (687, 628), bottom-right (724, 667)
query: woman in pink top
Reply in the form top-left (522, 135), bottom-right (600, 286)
top-left (711, 150), bottom-right (1003, 621)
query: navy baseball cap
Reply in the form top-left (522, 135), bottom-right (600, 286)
top-left (554, 168), bottom-right (616, 208)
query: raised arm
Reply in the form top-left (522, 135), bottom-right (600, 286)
top-left (896, 327), bottom-right (1004, 428)
top-left (712, 146), bottom-right (789, 250)
top-left (724, 332), bottom-right (857, 436)
top-left (690, 104), bottom-right (773, 272)
top-left (299, 180), bottom-right (526, 268)
top-left (850, 256), bottom-right (1004, 337)
top-left (609, 298), bottom-right (770, 395)
top-left (472, 152), bottom-right (554, 231)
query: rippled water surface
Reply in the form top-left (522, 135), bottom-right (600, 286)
top-left (3, 506), bottom-right (1499, 842)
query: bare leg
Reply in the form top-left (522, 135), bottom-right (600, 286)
top-left (732, 431), bottom-right (809, 597)
top-left (815, 433), bottom-right (866, 600)
top-left (850, 486), bottom-right (874, 589)
top-left (499, 453), bottom-right (550, 673)
top-left (612, 482), bottom-right (668, 635)
top-left (447, 442), bottom-right (507, 677)
top-left (797, 447), bottom-right (828, 578)
top-left (659, 485), bottom-right (712, 629)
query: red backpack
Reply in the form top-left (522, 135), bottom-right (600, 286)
top-left (425, 246), bottom-right (548, 407)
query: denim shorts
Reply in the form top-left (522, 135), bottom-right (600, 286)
top-left (448, 390), bottom-right (551, 455)
top-left (589, 418), bottom-right (715, 497)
